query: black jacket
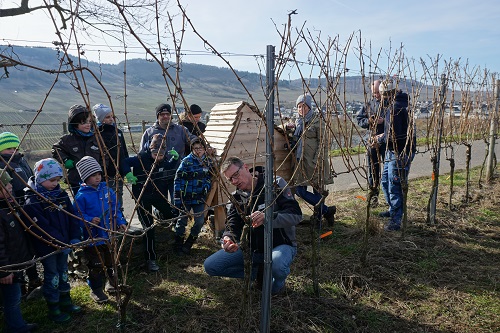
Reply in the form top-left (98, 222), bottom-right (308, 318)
top-left (0, 152), bottom-right (33, 204)
top-left (96, 124), bottom-right (129, 177)
top-left (0, 200), bottom-right (33, 279)
top-left (223, 172), bottom-right (302, 253)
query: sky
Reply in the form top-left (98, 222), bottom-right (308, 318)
top-left (1, 0), bottom-right (500, 77)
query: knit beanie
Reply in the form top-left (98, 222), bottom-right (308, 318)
top-left (155, 103), bottom-right (172, 118)
top-left (149, 134), bottom-right (167, 155)
top-left (76, 156), bottom-right (102, 182)
top-left (93, 104), bottom-right (112, 124)
top-left (0, 168), bottom-right (12, 186)
top-left (34, 158), bottom-right (64, 184)
top-left (189, 104), bottom-right (202, 115)
top-left (296, 94), bottom-right (313, 110)
top-left (0, 132), bottom-right (20, 152)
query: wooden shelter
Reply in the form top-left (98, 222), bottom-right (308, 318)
top-left (203, 101), bottom-right (294, 234)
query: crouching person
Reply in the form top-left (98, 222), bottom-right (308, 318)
top-left (203, 157), bottom-right (302, 295)
top-left (23, 158), bottom-right (82, 323)
top-left (73, 157), bottom-right (126, 303)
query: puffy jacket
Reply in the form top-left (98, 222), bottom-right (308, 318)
top-left (73, 182), bottom-right (126, 246)
top-left (52, 133), bottom-right (106, 188)
top-left (139, 121), bottom-right (197, 159)
top-left (180, 120), bottom-right (206, 154)
top-left (0, 200), bottom-right (33, 279)
top-left (223, 172), bottom-right (302, 253)
top-left (96, 123), bottom-right (129, 177)
top-left (174, 153), bottom-right (215, 206)
top-left (0, 152), bottom-right (33, 204)
top-left (121, 151), bottom-right (178, 200)
top-left (23, 178), bottom-right (81, 256)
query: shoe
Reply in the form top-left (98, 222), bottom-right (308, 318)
top-left (173, 235), bottom-right (184, 256)
top-left (384, 223), bottom-right (401, 231)
top-left (26, 323), bottom-right (39, 332)
top-left (182, 235), bottom-right (197, 255)
top-left (89, 289), bottom-right (109, 304)
top-left (324, 206), bottom-right (336, 227)
top-left (59, 292), bottom-right (81, 314)
top-left (105, 281), bottom-right (117, 294)
top-left (378, 211), bottom-right (391, 218)
top-left (26, 286), bottom-right (43, 300)
top-left (147, 260), bottom-right (160, 272)
top-left (369, 195), bottom-right (379, 208)
top-left (46, 301), bottom-right (71, 323)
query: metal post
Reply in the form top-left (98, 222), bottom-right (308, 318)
top-left (141, 120), bottom-right (146, 133)
top-left (62, 122), bottom-right (68, 134)
top-left (486, 79), bottom-right (500, 182)
top-left (260, 44), bottom-right (275, 333)
top-left (429, 74), bottom-right (447, 224)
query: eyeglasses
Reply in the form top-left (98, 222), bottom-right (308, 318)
top-left (226, 165), bottom-right (242, 182)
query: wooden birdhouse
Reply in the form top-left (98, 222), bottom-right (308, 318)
top-left (203, 101), bottom-right (294, 234)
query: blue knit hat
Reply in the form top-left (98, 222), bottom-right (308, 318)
top-left (0, 132), bottom-right (20, 153)
top-left (34, 158), bottom-right (63, 184)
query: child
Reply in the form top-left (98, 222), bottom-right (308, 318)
top-left (73, 156), bottom-right (126, 303)
top-left (52, 105), bottom-right (107, 197)
top-left (0, 168), bottom-right (38, 332)
top-left (23, 158), bottom-right (82, 323)
top-left (0, 131), bottom-right (43, 296)
top-left (121, 134), bottom-right (178, 272)
top-left (173, 139), bottom-right (215, 255)
top-left (93, 104), bottom-right (129, 204)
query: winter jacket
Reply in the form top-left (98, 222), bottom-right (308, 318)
top-left (223, 172), bottom-right (302, 253)
top-left (22, 177), bottom-right (81, 256)
top-left (139, 121), bottom-right (197, 159)
top-left (0, 200), bottom-right (33, 279)
top-left (73, 182), bottom-right (126, 246)
top-left (174, 153), bottom-right (215, 206)
top-left (356, 99), bottom-right (385, 136)
top-left (379, 91), bottom-right (416, 154)
top-left (121, 151), bottom-right (178, 200)
top-left (52, 133), bottom-right (106, 188)
top-left (0, 152), bottom-right (33, 204)
top-left (290, 112), bottom-right (333, 187)
top-left (96, 123), bottom-right (129, 177)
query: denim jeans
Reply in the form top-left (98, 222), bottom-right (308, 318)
top-left (295, 186), bottom-right (328, 215)
top-left (204, 244), bottom-right (297, 294)
top-left (175, 203), bottom-right (205, 238)
top-left (381, 150), bottom-right (414, 227)
top-left (41, 252), bottom-right (71, 303)
top-left (1, 282), bottom-right (30, 333)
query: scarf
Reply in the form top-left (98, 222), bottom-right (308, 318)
top-left (293, 110), bottom-right (315, 159)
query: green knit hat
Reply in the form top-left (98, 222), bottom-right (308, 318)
top-left (0, 168), bottom-right (13, 186)
top-left (0, 132), bottom-right (20, 153)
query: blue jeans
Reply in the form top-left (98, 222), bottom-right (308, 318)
top-left (204, 244), bottom-right (297, 294)
top-left (381, 150), bottom-right (414, 227)
top-left (41, 252), bottom-right (71, 303)
top-left (175, 203), bottom-right (205, 238)
top-left (295, 186), bottom-right (328, 215)
top-left (1, 282), bottom-right (30, 333)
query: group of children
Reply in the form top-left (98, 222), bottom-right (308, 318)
top-left (0, 103), bottom-right (215, 331)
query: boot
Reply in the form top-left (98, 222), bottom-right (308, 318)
top-left (173, 235), bottom-right (184, 255)
top-left (46, 301), bottom-right (71, 323)
top-left (182, 234), bottom-right (197, 255)
top-left (59, 292), bottom-right (81, 314)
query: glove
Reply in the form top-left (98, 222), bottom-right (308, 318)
top-left (64, 159), bottom-right (75, 169)
top-left (168, 148), bottom-right (179, 161)
top-left (125, 172), bottom-right (137, 185)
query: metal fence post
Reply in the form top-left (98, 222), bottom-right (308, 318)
top-left (62, 122), bottom-right (68, 134)
top-left (486, 79), bottom-right (500, 182)
top-left (142, 120), bottom-right (146, 133)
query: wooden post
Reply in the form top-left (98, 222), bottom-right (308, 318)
top-left (63, 122), bottom-right (68, 134)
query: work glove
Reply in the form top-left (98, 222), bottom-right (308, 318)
top-left (64, 159), bottom-right (75, 169)
top-left (168, 148), bottom-right (179, 161)
top-left (125, 172), bottom-right (137, 185)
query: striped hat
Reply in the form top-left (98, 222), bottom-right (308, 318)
top-left (34, 158), bottom-right (64, 184)
top-left (0, 168), bottom-right (13, 186)
top-left (76, 156), bottom-right (102, 182)
top-left (0, 132), bottom-right (20, 153)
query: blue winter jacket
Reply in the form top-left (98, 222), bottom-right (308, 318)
top-left (73, 182), bottom-right (126, 246)
top-left (174, 153), bottom-right (215, 206)
top-left (23, 177), bottom-right (81, 256)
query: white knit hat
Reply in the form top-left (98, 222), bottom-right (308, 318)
top-left (93, 104), bottom-right (112, 124)
top-left (76, 156), bottom-right (102, 182)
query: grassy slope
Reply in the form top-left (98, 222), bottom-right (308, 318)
top-left (4, 167), bottom-right (500, 333)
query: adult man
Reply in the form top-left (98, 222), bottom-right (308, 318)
top-left (203, 157), bottom-right (302, 295)
top-left (139, 103), bottom-right (197, 199)
top-left (374, 79), bottom-right (416, 231)
top-left (356, 80), bottom-right (385, 207)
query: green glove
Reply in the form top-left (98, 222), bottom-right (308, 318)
top-left (125, 172), bottom-right (137, 185)
top-left (64, 159), bottom-right (75, 169)
top-left (168, 148), bottom-right (179, 161)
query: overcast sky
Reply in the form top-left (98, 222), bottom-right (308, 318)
top-left (1, 0), bottom-right (500, 77)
